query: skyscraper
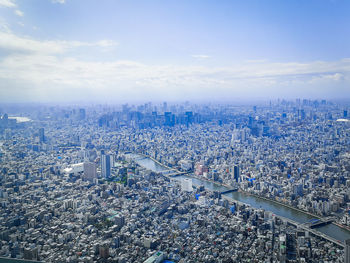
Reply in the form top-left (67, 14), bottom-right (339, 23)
top-left (101, 154), bottom-right (111, 178)
top-left (39, 128), bottom-right (45, 143)
top-left (83, 162), bottom-right (97, 182)
top-left (79, 108), bottom-right (86, 120)
top-left (233, 165), bottom-right (240, 182)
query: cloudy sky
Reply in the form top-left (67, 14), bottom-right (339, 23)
top-left (0, 0), bottom-right (349, 103)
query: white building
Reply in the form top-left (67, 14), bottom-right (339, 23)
top-left (181, 178), bottom-right (193, 192)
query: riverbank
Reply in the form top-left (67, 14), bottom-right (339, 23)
top-left (136, 153), bottom-right (179, 172)
top-left (221, 194), bottom-right (344, 248)
top-left (184, 173), bottom-right (234, 189)
top-left (178, 171), bottom-right (322, 220)
top-left (243, 191), bottom-right (322, 220)
top-left (239, 189), bottom-right (350, 234)
top-left (334, 222), bottom-right (350, 233)
top-left (128, 152), bottom-right (350, 243)
top-left (132, 153), bottom-right (329, 220)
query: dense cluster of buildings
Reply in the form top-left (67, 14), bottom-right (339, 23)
top-left (0, 99), bottom-right (349, 262)
top-left (107, 101), bottom-right (350, 219)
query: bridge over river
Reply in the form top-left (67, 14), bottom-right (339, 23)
top-left (126, 153), bottom-right (350, 245)
top-left (303, 217), bottom-right (336, 229)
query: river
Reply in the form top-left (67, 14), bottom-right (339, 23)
top-left (128, 153), bottom-right (350, 242)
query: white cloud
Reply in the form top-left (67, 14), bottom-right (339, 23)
top-left (0, 19), bottom-right (10, 32)
top-left (0, 31), bottom-right (117, 54)
top-left (323, 72), bottom-right (344, 81)
top-left (0, 30), bottom-right (349, 102)
top-left (14, 9), bottom-right (23, 16)
top-left (192, 54), bottom-right (210, 59)
top-left (309, 72), bottom-right (345, 84)
top-left (52, 0), bottom-right (65, 4)
top-left (96, 39), bottom-right (117, 48)
top-left (0, 31), bottom-right (66, 54)
top-left (1, 53), bottom-right (349, 102)
top-left (0, 0), bottom-right (16, 8)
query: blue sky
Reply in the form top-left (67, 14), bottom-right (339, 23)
top-left (0, 0), bottom-right (349, 102)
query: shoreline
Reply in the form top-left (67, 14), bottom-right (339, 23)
top-left (242, 191), bottom-right (322, 219)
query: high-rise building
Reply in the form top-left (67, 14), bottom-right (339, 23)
top-left (233, 165), bottom-right (240, 182)
top-left (185, 111), bottom-right (193, 125)
top-left (79, 108), bottom-right (86, 120)
top-left (164, 112), bottom-right (173, 126)
top-left (101, 154), bottom-right (111, 178)
top-left (83, 162), bottom-right (97, 182)
top-left (344, 110), bottom-right (348, 118)
top-left (345, 239), bottom-right (350, 263)
top-left (39, 128), bottom-right (45, 143)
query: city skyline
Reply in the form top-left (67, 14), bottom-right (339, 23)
top-left (0, 100), bottom-right (349, 262)
top-left (0, 0), bottom-right (349, 103)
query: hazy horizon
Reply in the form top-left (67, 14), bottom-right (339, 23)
top-left (0, 0), bottom-right (349, 103)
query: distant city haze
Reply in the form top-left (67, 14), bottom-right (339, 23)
top-left (0, 0), bottom-right (349, 102)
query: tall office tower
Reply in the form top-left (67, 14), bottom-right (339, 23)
top-left (164, 112), bottom-right (173, 126)
top-left (83, 162), bottom-right (96, 182)
top-left (345, 239), bottom-right (350, 263)
top-left (79, 108), bottom-right (86, 120)
top-left (39, 128), bottom-right (45, 143)
top-left (344, 110), bottom-right (348, 118)
top-left (101, 154), bottom-right (111, 178)
top-left (233, 165), bottom-right (240, 182)
top-left (185, 111), bottom-right (193, 125)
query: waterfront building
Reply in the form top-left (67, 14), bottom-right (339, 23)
top-left (181, 178), bottom-right (193, 192)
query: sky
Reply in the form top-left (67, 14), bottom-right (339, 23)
top-left (0, 0), bottom-right (349, 103)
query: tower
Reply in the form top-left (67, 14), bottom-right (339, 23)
top-left (79, 108), bottom-right (86, 120)
top-left (233, 165), bottom-right (240, 182)
top-left (83, 162), bottom-right (97, 182)
top-left (101, 154), bottom-right (111, 178)
top-left (39, 128), bottom-right (45, 143)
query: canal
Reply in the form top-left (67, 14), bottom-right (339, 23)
top-left (128, 154), bottom-right (350, 242)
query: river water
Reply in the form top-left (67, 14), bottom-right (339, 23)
top-left (129, 154), bottom-right (350, 242)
